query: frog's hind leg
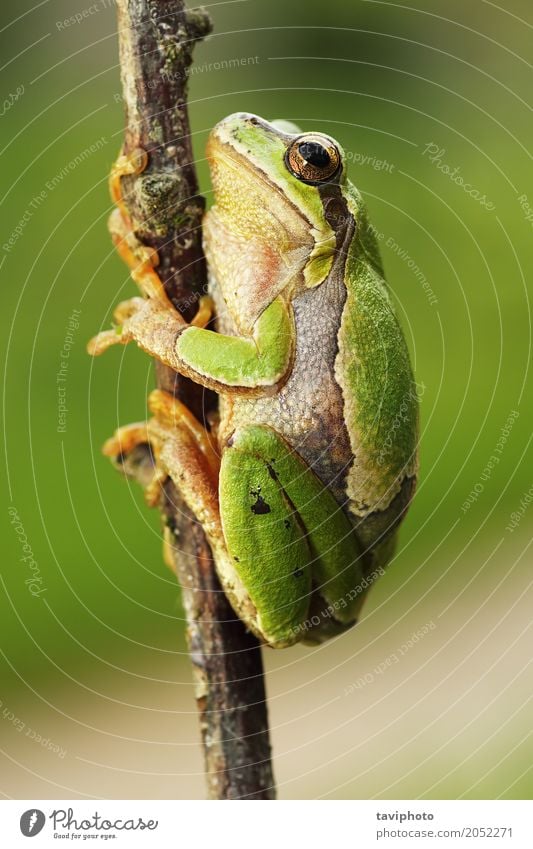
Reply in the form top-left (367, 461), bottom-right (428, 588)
top-left (219, 425), bottom-right (367, 648)
top-left (147, 389), bottom-right (220, 485)
top-left (102, 390), bottom-right (221, 576)
top-left (102, 391), bottom-right (260, 629)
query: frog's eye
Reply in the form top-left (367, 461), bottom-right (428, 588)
top-left (285, 134), bottom-right (341, 184)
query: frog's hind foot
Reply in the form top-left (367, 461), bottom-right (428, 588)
top-left (102, 420), bottom-right (165, 507)
top-left (102, 390), bottom-right (221, 531)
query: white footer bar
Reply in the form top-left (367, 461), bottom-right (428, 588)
top-left (1, 799), bottom-right (532, 848)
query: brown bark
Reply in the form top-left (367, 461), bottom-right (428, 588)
top-left (111, 0), bottom-right (275, 799)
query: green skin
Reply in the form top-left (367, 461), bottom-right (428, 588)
top-left (93, 113), bottom-right (419, 648)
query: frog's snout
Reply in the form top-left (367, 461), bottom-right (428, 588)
top-left (211, 112), bottom-right (294, 146)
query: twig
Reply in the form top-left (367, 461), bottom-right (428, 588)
top-left (111, 0), bottom-right (276, 799)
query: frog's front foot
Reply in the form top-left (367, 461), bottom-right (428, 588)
top-left (108, 146), bottom-right (172, 303)
top-left (87, 294), bottom-right (213, 364)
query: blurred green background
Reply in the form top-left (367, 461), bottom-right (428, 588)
top-left (1, 0), bottom-right (531, 800)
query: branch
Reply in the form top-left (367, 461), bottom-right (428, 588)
top-left (112, 0), bottom-right (275, 799)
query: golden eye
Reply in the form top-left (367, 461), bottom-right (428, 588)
top-left (285, 134), bottom-right (341, 184)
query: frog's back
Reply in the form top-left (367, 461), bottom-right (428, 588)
top-left (335, 183), bottom-right (419, 551)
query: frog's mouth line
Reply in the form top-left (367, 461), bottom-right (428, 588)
top-left (208, 144), bottom-right (320, 281)
top-left (210, 143), bottom-right (315, 232)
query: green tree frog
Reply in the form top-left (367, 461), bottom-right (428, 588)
top-left (89, 113), bottom-right (419, 648)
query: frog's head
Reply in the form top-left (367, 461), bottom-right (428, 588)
top-left (205, 113), bottom-right (351, 325)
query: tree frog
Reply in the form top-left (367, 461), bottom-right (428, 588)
top-left (89, 113), bottom-right (419, 648)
